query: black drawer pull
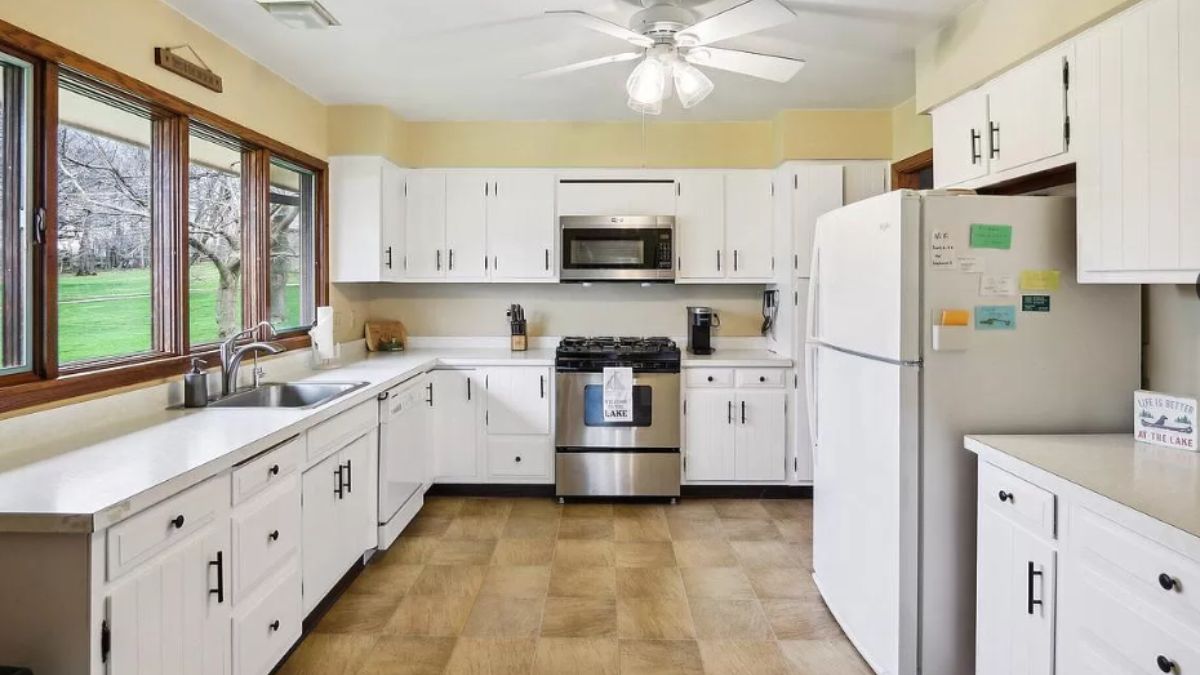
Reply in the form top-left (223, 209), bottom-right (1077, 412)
top-left (1027, 561), bottom-right (1043, 615)
top-left (1159, 573), bottom-right (1180, 591)
top-left (268, 464), bottom-right (280, 476)
top-left (707, 376), bottom-right (714, 382)
top-left (208, 551), bottom-right (225, 603)
top-left (268, 529), bottom-right (280, 542)
top-left (998, 490), bottom-right (1013, 503)
top-left (269, 619), bottom-right (281, 632)
top-left (759, 376), bottom-right (766, 382)
top-left (1157, 655), bottom-right (1175, 673)
top-left (169, 514), bottom-right (186, 529)
top-left (515, 456), bottom-right (522, 463)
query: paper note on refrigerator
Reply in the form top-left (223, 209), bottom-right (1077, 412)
top-left (930, 230), bottom-right (958, 270)
top-left (969, 224), bottom-right (1013, 249)
top-left (1019, 269), bottom-right (1061, 292)
top-left (979, 274), bottom-right (1017, 297)
top-left (958, 256), bottom-right (984, 273)
top-left (602, 367), bottom-right (633, 422)
top-left (975, 305), bottom-right (1017, 330)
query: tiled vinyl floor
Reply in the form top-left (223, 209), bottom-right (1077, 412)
top-left (278, 497), bottom-right (873, 675)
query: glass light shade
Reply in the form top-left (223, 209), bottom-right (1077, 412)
top-left (626, 56), bottom-right (667, 106)
top-left (673, 61), bottom-right (714, 109)
top-left (627, 96), bottom-right (662, 115)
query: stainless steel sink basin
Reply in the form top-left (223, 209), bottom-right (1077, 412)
top-left (209, 381), bottom-right (368, 409)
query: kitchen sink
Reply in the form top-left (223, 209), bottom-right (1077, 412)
top-left (208, 381), bottom-right (369, 409)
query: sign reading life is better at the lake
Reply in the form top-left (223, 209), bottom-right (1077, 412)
top-left (1135, 390), bottom-right (1198, 452)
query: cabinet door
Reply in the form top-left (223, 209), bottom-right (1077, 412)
top-left (337, 431), bottom-right (376, 565)
top-left (734, 390), bottom-right (786, 481)
top-left (380, 161), bottom-right (406, 281)
top-left (329, 156), bottom-right (384, 283)
top-left (684, 389), bottom-right (736, 481)
top-left (488, 172), bottom-right (556, 280)
top-left (301, 452), bottom-right (343, 615)
top-left (675, 173), bottom-right (725, 279)
top-left (431, 370), bottom-right (480, 481)
top-left (445, 173), bottom-right (489, 280)
top-left (725, 170), bottom-right (775, 280)
top-left (1010, 526), bottom-right (1055, 675)
top-left (792, 165), bottom-right (843, 277)
top-left (842, 163), bottom-right (889, 205)
top-left (108, 522), bottom-right (231, 675)
top-left (485, 367), bottom-right (551, 436)
top-left (987, 44), bottom-right (1072, 174)
top-left (404, 172), bottom-right (447, 279)
top-left (932, 89), bottom-right (990, 187)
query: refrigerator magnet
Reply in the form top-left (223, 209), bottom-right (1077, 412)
top-left (969, 223), bottom-right (1013, 249)
top-left (974, 305), bottom-right (1016, 330)
top-left (1022, 295), bottom-right (1051, 312)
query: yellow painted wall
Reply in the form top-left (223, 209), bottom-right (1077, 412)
top-left (1, 0), bottom-right (329, 159)
top-left (890, 97), bottom-right (932, 161)
top-left (772, 109), bottom-right (893, 161)
top-left (326, 105), bottom-right (408, 166)
top-left (915, 0), bottom-right (1137, 111)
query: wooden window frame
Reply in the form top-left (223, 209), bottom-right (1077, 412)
top-left (891, 149), bottom-right (933, 191)
top-left (0, 19), bottom-right (328, 415)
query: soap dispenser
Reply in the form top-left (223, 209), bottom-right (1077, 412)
top-left (183, 358), bottom-right (209, 408)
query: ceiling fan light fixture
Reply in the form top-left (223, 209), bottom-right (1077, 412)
top-left (625, 55), bottom-right (668, 106)
top-left (627, 96), bottom-right (663, 116)
top-left (257, 0), bottom-right (340, 29)
top-left (673, 61), bottom-right (714, 109)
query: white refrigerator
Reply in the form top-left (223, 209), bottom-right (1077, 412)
top-left (804, 191), bottom-right (1140, 675)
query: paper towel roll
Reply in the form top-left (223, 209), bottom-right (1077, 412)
top-left (310, 306), bottom-right (336, 360)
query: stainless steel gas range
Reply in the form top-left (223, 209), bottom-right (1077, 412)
top-left (554, 336), bottom-right (681, 500)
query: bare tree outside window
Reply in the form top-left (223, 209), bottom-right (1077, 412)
top-left (188, 132), bottom-right (242, 344)
top-left (269, 159), bottom-right (315, 331)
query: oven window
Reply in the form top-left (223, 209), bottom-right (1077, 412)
top-left (583, 385), bottom-right (653, 427)
top-left (570, 239), bottom-right (645, 266)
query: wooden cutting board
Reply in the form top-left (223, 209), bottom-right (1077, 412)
top-left (364, 320), bottom-right (407, 352)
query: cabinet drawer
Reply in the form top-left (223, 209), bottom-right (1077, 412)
top-left (1074, 505), bottom-right (1200, 630)
top-left (233, 475), bottom-right (301, 603)
top-left (307, 400), bottom-right (377, 464)
top-left (488, 437), bottom-right (550, 477)
top-left (685, 368), bottom-right (734, 388)
top-left (233, 562), bottom-right (302, 675)
top-left (978, 461), bottom-right (1056, 539)
top-left (107, 474), bottom-right (228, 581)
top-left (233, 435), bottom-right (305, 505)
top-left (734, 368), bottom-right (787, 388)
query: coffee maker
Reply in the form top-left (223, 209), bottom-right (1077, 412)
top-left (687, 306), bottom-right (720, 355)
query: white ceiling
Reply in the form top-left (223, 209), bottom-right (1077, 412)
top-left (163, 0), bottom-right (970, 121)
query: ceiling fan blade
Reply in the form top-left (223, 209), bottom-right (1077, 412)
top-left (686, 47), bottom-right (805, 83)
top-left (545, 10), bottom-right (654, 48)
top-left (523, 52), bottom-right (643, 80)
top-left (677, 0), bottom-right (797, 46)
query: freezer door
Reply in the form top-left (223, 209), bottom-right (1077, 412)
top-left (808, 191), bottom-right (921, 362)
top-left (812, 345), bottom-right (919, 675)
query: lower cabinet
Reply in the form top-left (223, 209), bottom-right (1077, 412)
top-left (483, 366), bottom-right (553, 481)
top-left (683, 368), bottom-right (787, 482)
top-left (430, 369), bottom-right (480, 482)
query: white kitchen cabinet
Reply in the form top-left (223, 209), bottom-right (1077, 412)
top-left (488, 172), bottom-right (556, 280)
top-left (430, 369), bottom-right (480, 482)
top-left (932, 89), bottom-right (991, 188)
top-left (684, 389), bottom-right (737, 481)
top-left (842, 162), bottom-right (890, 206)
top-left (733, 390), bottom-right (787, 481)
top-left (1075, 0), bottom-right (1200, 283)
top-left (485, 367), bottom-right (551, 435)
top-left (790, 165), bottom-right (844, 277)
top-left (557, 180), bottom-right (677, 216)
top-left (445, 173), bottom-right (489, 280)
top-left (684, 369), bottom-right (787, 482)
top-left (404, 171), bottom-right (448, 279)
top-left (107, 519), bottom-right (231, 675)
top-left (675, 172), bottom-right (725, 280)
top-left (987, 44), bottom-right (1073, 175)
top-left (329, 156), bottom-right (405, 282)
top-left (725, 170), bottom-right (775, 280)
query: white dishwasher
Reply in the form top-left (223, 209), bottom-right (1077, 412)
top-left (377, 375), bottom-right (430, 549)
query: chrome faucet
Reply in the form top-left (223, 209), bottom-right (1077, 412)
top-left (219, 321), bottom-right (284, 396)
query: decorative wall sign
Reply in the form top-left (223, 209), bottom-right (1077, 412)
top-left (154, 45), bottom-right (223, 93)
top-left (1135, 390), bottom-right (1198, 451)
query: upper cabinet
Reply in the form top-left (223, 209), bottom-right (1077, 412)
top-left (329, 156), bottom-right (405, 282)
top-left (674, 173), bottom-right (726, 280)
top-left (724, 170), bottom-right (775, 281)
top-left (404, 171), bottom-right (448, 280)
top-left (674, 170), bottom-right (774, 284)
top-left (1075, 0), bottom-right (1200, 283)
top-left (557, 180), bottom-right (677, 216)
top-left (932, 44), bottom-right (1073, 189)
top-left (488, 173), bottom-right (557, 281)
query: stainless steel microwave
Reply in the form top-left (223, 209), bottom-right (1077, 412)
top-left (559, 215), bottom-right (675, 282)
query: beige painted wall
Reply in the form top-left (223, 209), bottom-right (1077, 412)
top-left (1145, 286), bottom-right (1200, 397)
top-left (364, 284), bottom-right (768, 338)
top-left (890, 97), bottom-right (932, 161)
top-left (914, 0), bottom-right (1136, 111)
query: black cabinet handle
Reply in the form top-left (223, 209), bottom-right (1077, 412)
top-left (515, 456), bottom-right (522, 463)
top-left (970, 129), bottom-right (981, 164)
top-left (268, 464), bottom-right (280, 477)
top-left (1157, 655), bottom-right (1176, 673)
top-left (436, 249), bottom-right (441, 271)
top-left (727, 401), bottom-right (732, 424)
top-left (269, 619), bottom-right (281, 632)
top-left (268, 529), bottom-right (280, 542)
top-left (1159, 573), bottom-right (1180, 591)
top-left (342, 460), bottom-right (353, 493)
top-left (716, 250), bottom-right (721, 272)
top-left (741, 400), bottom-right (747, 424)
top-left (998, 490), bottom-right (1013, 503)
top-left (208, 551), bottom-right (225, 604)
top-left (734, 250), bottom-right (739, 272)
top-left (385, 246), bottom-right (393, 269)
top-left (427, 382), bottom-right (434, 406)
top-left (467, 377), bottom-right (472, 401)
top-left (1026, 561), bottom-right (1044, 615)
top-left (334, 466), bottom-right (344, 499)
top-left (707, 376), bottom-right (714, 382)
top-left (449, 249), bottom-right (455, 271)
top-left (545, 249), bottom-right (550, 271)
top-left (169, 514), bottom-right (185, 529)
top-left (989, 122), bottom-right (1000, 159)
top-left (540, 375), bottom-right (545, 399)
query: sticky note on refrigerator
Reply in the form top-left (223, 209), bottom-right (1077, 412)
top-left (970, 224), bottom-right (1013, 249)
top-left (975, 305), bottom-right (1016, 330)
top-left (939, 309), bottom-right (971, 326)
top-left (979, 274), bottom-right (1017, 297)
top-left (1019, 269), bottom-right (1061, 292)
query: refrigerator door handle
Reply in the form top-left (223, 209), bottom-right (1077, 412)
top-left (805, 344), bottom-right (819, 462)
top-left (805, 249), bottom-right (820, 342)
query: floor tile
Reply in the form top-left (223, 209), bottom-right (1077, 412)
top-left (357, 636), bottom-right (457, 675)
top-left (720, 518), bottom-right (783, 541)
top-left (503, 515), bottom-right (560, 539)
top-left (777, 639), bottom-right (874, 674)
top-left (680, 566), bottom-right (757, 599)
top-left (773, 518), bottom-right (813, 543)
top-left (554, 539), bottom-right (616, 567)
top-left (443, 515), bottom-right (507, 540)
top-left (689, 598), bottom-right (773, 640)
top-left (384, 595), bottom-right (475, 636)
top-left (509, 499), bottom-right (562, 518)
top-left (761, 597), bottom-right (844, 641)
top-left (492, 538), bottom-right (556, 565)
top-left (730, 541), bottom-right (803, 569)
top-left (459, 497), bottom-right (513, 518)
top-left (548, 565), bottom-right (617, 598)
top-left (314, 592), bottom-right (403, 634)
top-left (618, 639), bottom-right (704, 675)
top-left (408, 565), bottom-right (487, 597)
top-left (532, 637), bottom-right (618, 675)
top-left (346, 562), bottom-right (423, 598)
top-left (698, 640), bottom-right (793, 675)
top-left (672, 540), bottom-right (739, 568)
top-left (616, 567), bottom-right (686, 599)
top-left (613, 503), bottom-right (666, 520)
top-left (562, 503), bottom-right (614, 518)
top-left (404, 515), bottom-right (453, 537)
top-left (558, 517), bottom-right (615, 540)
top-left (746, 567), bottom-right (819, 599)
top-left (444, 637), bottom-right (537, 675)
top-left (613, 516), bottom-right (671, 542)
top-left (385, 536), bottom-right (440, 564)
top-left (615, 541), bottom-right (677, 567)
top-left (419, 496), bottom-right (465, 518)
top-left (478, 565), bottom-right (551, 598)
top-left (428, 539), bottom-right (498, 565)
top-left (276, 634), bottom-right (378, 675)
top-left (540, 597), bottom-right (618, 638)
top-left (616, 596), bottom-right (696, 639)
top-left (461, 595), bottom-right (544, 638)
top-left (713, 500), bottom-right (774, 520)
top-left (760, 499), bottom-right (808, 521)
top-left (667, 517), bottom-right (726, 541)
top-left (667, 500), bottom-right (721, 520)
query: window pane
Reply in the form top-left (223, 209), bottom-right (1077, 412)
top-left (268, 159), bottom-right (315, 331)
top-left (56, 85), bottom-right (154, 365)
top-left (188, 132), bottom-right (242, 345)
top-left (0, 54), bottom-right (32, 375)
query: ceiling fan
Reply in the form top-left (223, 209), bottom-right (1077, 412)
top-left (524, 0), bottom-right (806, 114)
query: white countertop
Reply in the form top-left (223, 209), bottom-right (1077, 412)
top-left (0, 345), bottom-right (789, 534)
top-left (966, 434), bottom-right (1200, 540)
